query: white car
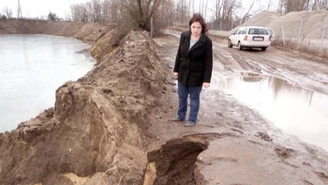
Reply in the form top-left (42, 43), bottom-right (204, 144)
top-left (228, 26), bottom-right (273, 51)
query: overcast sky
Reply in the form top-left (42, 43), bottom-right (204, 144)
top-left (0, 0), bottom-right (89, 18)
top-left (0, 0), bottom-right (278, 20)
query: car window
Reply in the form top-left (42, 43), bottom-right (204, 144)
top-left (242, 29), bottom-right (247, 34)
top-left (266, 28), bottom-right (274, 36)
top-left (248, 28), bottom-right (269, 35)
top-left (237, 29), bottom-right (243, 35)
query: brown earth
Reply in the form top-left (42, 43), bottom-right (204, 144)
top-left (0, 17), bottom-right (328, 185)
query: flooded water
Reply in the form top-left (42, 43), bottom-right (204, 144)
top-left (0, 34), bottom-right (95, 132)
top-left (217, 72), bottom-right (328, 151)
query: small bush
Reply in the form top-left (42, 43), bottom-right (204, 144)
top-left (1, 15), bottom-right (7, 20)
top-left (47, 12), bottom-right (59, 21)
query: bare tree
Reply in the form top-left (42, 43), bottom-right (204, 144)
top-left (64, 11), bottom-right (71, 21)
top-left (278, 0), bottom-right (312, 13)
top-left (70, 0), bottom-right (118, 23)
top-left (69, 0), bottom-right (171, 35)
top-left (240, 0), bottom-right (255, 24)
top-left (4, 6), bottom-right (13, 18)
top-left (311, 0), bottom-right (320, 9)
top-left (311, 0), bottom-right (328, 10)
top-left (215, 0), bottom-right (222, 20)
top-left (223, 0), bottom-right (242, 21)
top-left (320, 0), bottom-right (328, 10)
top-left (285, 0), bottom-right (310, 12)
top-left (93, 0), bottom-right (103, 22)
top-left (17, 0), bottom-right (22, 18)
top-left (212, 0), bottom-right (242, 30)
top-left (85, 0), bottom-right (102, 22)
top-left (204, 0), bottom-right (209, 21)
top-left (267, 0), bottom-right (272, 10)
top-left (175, 0), bottom-right (189, 26)
top-left (278, 0), bottom-right (286, 13)
top-left (153, 0), bottom-right (175, 33)
top-left (71, 3), bottom-right (89, 22)
top-left (119, 0), bottom-right (161, 31)
top-left (189, 0), bottom-right (194, 15)
top-left (101, 0), bottom-right (111, 22)
top-left (102, 0), bottom-right (120, 23)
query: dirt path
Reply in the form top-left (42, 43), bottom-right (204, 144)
top-left (148, 32), bottom-right (328, 185)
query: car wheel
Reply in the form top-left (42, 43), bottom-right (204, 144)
top-left (228, 40), bottom-right (233, 48)
top-left (238, 42), bottom-right (243, 50)
top-left (261, 47), bottom-right (267, 51)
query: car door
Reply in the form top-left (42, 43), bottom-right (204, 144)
top-left (239, 28), bottom-right (247, 45)
top-left (266, 27), bottom-right (275, 42)
top-left (230, 29), bottom-right (241, 46)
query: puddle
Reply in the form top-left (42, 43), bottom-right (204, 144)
top-left (217, 72), bottom-right (328, 151)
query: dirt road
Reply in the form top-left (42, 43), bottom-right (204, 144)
top-left (150, 31), bottom-right (328, 185)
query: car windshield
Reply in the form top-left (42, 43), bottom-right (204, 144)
top-left (248, 28), bottom-right (269, 35)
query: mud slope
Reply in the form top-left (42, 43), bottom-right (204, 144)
top-left (0, 19), bottom-right (117, 44)
top-left (0, 22), bottom-right (171, 184)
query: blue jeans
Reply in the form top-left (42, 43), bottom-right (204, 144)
top-left (177, 82), bottom-right (202, 123)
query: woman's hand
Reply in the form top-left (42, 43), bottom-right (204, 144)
top-left (203, 82), bottom-right (210, 88)
top-left (173, 72), bottom-right (178, 79)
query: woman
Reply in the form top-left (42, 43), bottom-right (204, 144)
top-left (172, 13), bottom-right (213, 127)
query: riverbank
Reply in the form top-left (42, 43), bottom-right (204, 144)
top-left (0, 19), bottom-right (171, 184)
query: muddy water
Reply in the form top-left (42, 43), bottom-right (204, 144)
top-left (0, 34), bottom-right (95, 132)
top-left (215, 72), bottom-right (328, 151)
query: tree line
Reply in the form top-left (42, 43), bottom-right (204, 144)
top-left (278, 0), bottom-right (328, 13)
top-left (67, 0), bottom-right (328, 31)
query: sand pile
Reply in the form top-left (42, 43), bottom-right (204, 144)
top-left (241, 10), bottom-right (328, 40)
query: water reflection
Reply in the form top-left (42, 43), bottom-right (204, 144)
top-left (218, 72), bottom-right (328, 151)
top-left (0, 34), bottom-right (95, 132)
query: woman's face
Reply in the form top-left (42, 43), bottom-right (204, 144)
top-left (190, 21), bottom-right (202, 36)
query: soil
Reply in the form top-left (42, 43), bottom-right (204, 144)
top-left (0, 14), bottom-right (328, 185)
top-left (150, 31), bottom-right (328, 185)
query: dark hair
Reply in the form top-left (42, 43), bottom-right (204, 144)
top-left (189, 13), bottom-right (208, 33)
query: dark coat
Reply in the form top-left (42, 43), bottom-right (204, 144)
top-left (173, 31), bottom-right (213, 87)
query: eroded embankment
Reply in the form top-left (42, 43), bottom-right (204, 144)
top-left (0, 20), bottom-right (172, 185)
top-left (0, 19), bottom-right (119, 43)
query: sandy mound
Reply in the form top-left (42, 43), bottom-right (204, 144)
top-left (0, 26), bottom-right (171, 184)
top-left (241, 10), bottom-right (328, 40)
